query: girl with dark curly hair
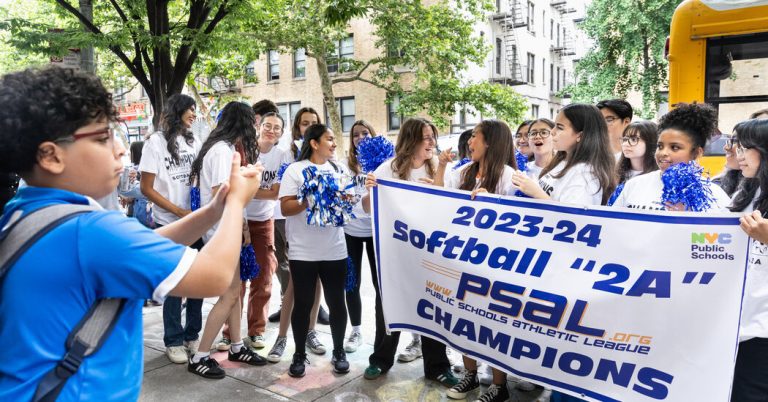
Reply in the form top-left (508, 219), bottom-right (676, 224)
top-left (611, 103), bottom-right (731, 211)
top-left (139, 93), bottom-right (204, 364)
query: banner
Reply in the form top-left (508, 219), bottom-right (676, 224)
top-left (371, 178), bottom-right (749, 402)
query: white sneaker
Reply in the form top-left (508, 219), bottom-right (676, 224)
top-left (267, 336), bottom-right (287, 363)
top-left (183, 339), bottom-right (199, 355)
top-left (306, 330), bottom-right (326, 355)
top-left (165, 346), bottom-right (187, 364)
top-left (215, 337), bottom-right (231, 351)
top-left (344, 331), bottom-right (362, 353)
top-left (397, 338), bottom-right (422, 362)
top-left (245, 335), bottom-right (266, 349)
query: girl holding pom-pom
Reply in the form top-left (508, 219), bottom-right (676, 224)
top-left (186, 102), bottom-right (267, 379)
top-left (341, 120), bottom-right (379, 353)
top-left (278, 124), bottom-right (351, 378)
top-left (611, 103), bottom-right (730, 211)
top-left (361, 118), bottom-right (459, 387)
top-left (726, 118), bottom-right (768, 401)
top-left (511, 103), bottom-right (616, 206)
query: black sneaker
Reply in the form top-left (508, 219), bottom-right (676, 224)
top-left (188, 356), bottom-right (225, 379)
top-left (228, 347), bottom-right (267, 366)
top-left (289, 353), bottom-right (309, 378)
top-left (317, 305), bottom-right (330, 325)
top-left (446, 371), bottom-right (479, 399)
top-left (268, 308), bottom-right (281, 323)
top-left (475, 383), bottom-right (510, 402)
top-left (331, 349), bottom-right (350, 374)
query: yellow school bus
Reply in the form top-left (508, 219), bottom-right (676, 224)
top-left (668, 0), bottom-right (768, 175)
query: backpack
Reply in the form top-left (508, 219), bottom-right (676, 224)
top-left (0, 204), bottom-right (126, 402)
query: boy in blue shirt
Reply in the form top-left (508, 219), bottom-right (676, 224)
top-left (0, 67), bottom-right (264, 400)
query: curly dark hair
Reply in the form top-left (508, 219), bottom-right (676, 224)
top-left (658, 103), bottom-right (718, 150)
top-left (158, 94), bottom-right (196, 164)
top-left (0, 67), bottom-right (117, 174)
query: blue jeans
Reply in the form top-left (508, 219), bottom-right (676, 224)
top-left (162, 296), bottom-right (203, 347)
top-left (160, 233), bottom-right (204, 347)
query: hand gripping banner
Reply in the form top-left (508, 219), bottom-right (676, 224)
top-left (371, 178), bottom-right (749, 402)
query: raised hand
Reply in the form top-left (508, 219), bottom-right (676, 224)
top-left (227, 153), bottom-right (264, 206)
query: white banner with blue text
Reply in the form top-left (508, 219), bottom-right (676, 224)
top-left (371, 178), bottom-right (749, 402)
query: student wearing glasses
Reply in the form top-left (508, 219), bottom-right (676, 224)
top-left (597, 99), bottom-right (633, 157)
top-left (713, 131), bottom-right (742, 197)
top-left (610, 103), bottom-right (730, 211)
top-left (514, 120), bottom-right (534, 159)
top-left (525, 118), bottom-right (556, 179)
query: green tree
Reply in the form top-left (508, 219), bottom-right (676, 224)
top-left (262, 0), bottom-right (526, 144)
top-left (2, 0), bottom-right (266, 122)
top-left (565, 0), bottom-right (678, 118)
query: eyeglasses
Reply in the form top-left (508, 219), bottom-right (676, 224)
top-left (528, 130), bottom-right (551, 139)
top-left (724, 135), bottom-right (736, 150)
top-left (621, 136), bottom-right (640, 146)
top-left (604, 116), bottom-right (619, 124)
top-left (735, 143), bottom-right (751, 156)
top-left (513, 133), bottom-right (528, 140)
top-left (55, 127), bottom-right (114, 144)
top-left (261, 123), bottom-right (283, 133)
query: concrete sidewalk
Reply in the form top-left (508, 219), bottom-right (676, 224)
top-left (139, 261), bottom-right (550, 402)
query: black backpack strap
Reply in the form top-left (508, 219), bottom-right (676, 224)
top-left (0, 204), bottom-right (127, 402)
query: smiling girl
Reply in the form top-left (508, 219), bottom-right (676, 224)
top-left (611, 103), bottom-right (730, 211)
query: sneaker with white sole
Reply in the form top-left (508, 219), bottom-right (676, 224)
top-left (396, 338), bottom-right (422, 362)
top-left (267, 336), bottom-right (287, 363)
top-left (344, 331), bottom-right (362, 353)
top-left (228, 347), bottom-right (267, 366)
top-left (447, 371), bottom-right (479, 399)
top-left (306, 330), bottom-right (326, 355)
top-left (188, 356), bottom-right (225, 379)
top-left (244, 334), bottom-right (266, 349)
top-left (215, 337), bottom-right (231, 351)
top-left (474, 384), bottom-right (509, 402)
top-left (166, 346), bottom-right (188, 364)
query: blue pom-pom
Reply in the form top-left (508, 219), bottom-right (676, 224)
top-left (515, 150), bottom-right (529, 172)
top-left (297, 166), bottom-right (357, 227)
top-left (345, 256), bottom-right (356, 292)
top-left (514, 190), bottom-right (531, 198)
top-left (357, 136), bottom-right (395, 173)
top-left (276, 162), bottom-right (291, 182)
top-left (452, 157), bottom-right (472, 171)
top-left (190, 187), bottom-right (201, 211)
top-left (239, 245), bottom-right (260, 281)
top-left (661, 161), bottom-right (715, 212)
top-left (607, 182), bottom-right (625, 207)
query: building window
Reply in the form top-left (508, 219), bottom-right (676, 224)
top-left (293, 48), bottom-right (306, 78)
top-left (531, 104), bottom-right (540, 118)
top-left (542, 58), bottom-right (546, 84)
top-left (268, 50), bottom-right (279, 81)
top-left (388, 96), bottom-right (402, 131)
top-left (556, 23), bottom-right (561, 47)
top-left (563, 69), bottom-right (567, 88)
top-left (325, 97), bottom-right (356, 132)
top-left (527, 1), bottom-right (535, 33)
top-left (549, 63), bottom-right (554, 90)
top-left (496, 0), bottom-right (502, 12)
top-left (526, 53), bottom-right (535, 84)
top-left (245, 61), bottom-right (256, 78)
top-left (550, 108), bottom-right (554, 118)
top-left (328, 35), bottom-right (354, 74)
top-left (550, 19), bottom-right (554, 40)
top-left (495, 38), bottom-right (502, 75)
top-left (556, 66), bottom-right (561, 91)
top-left (277, 102), bottom-right (302, 130)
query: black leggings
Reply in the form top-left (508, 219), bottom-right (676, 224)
top-left (344, 234), bottom-right (376, 326)
top-left (732, 337), bottom-right (768, 402)
top-left (289, 259), bottom-right (348, 355)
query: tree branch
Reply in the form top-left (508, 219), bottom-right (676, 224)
top-left (331, 57), bottom-right (383, 84)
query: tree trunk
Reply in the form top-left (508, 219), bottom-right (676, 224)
top-left (78, 0), bottom-right (94, 73)
top-left (314, 53), bottom-right (344, 159)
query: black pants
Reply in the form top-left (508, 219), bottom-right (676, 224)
top-left (344, 234), bottom-right (375, 327)
top-left (289, 259), bottom-right (347, 355)
top-left (367, 256), bottom-right (450, 377)
top-left (732, 337), bottom-right (768, 402)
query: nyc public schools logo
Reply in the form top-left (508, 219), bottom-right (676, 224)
top-left (690, 233), bottom-right (734, 260)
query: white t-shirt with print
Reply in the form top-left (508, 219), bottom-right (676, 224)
top-left (373, 157), bottom-right (431, 183)
top-left (526, 161), bottom-right (544, 180)
top-left (139, 132), bottom-right (199, 225)
top-left (446, 163), bottom-right (519, 196)
top-left (612, 170), bottom-right (731, 212)
top-left (199, 141), bottom-right (235, 242)
top-left (342, 158), bottom-right (371, 238)
top-left (538, 161), bottom-right (603, 206)
top-left (277, 159), bottom-right (349, 261)
top-left (246, 146), bottom-right (292, 222)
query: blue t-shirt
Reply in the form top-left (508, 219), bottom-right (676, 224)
top-left (0, 187), bottom-right (196, 401)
